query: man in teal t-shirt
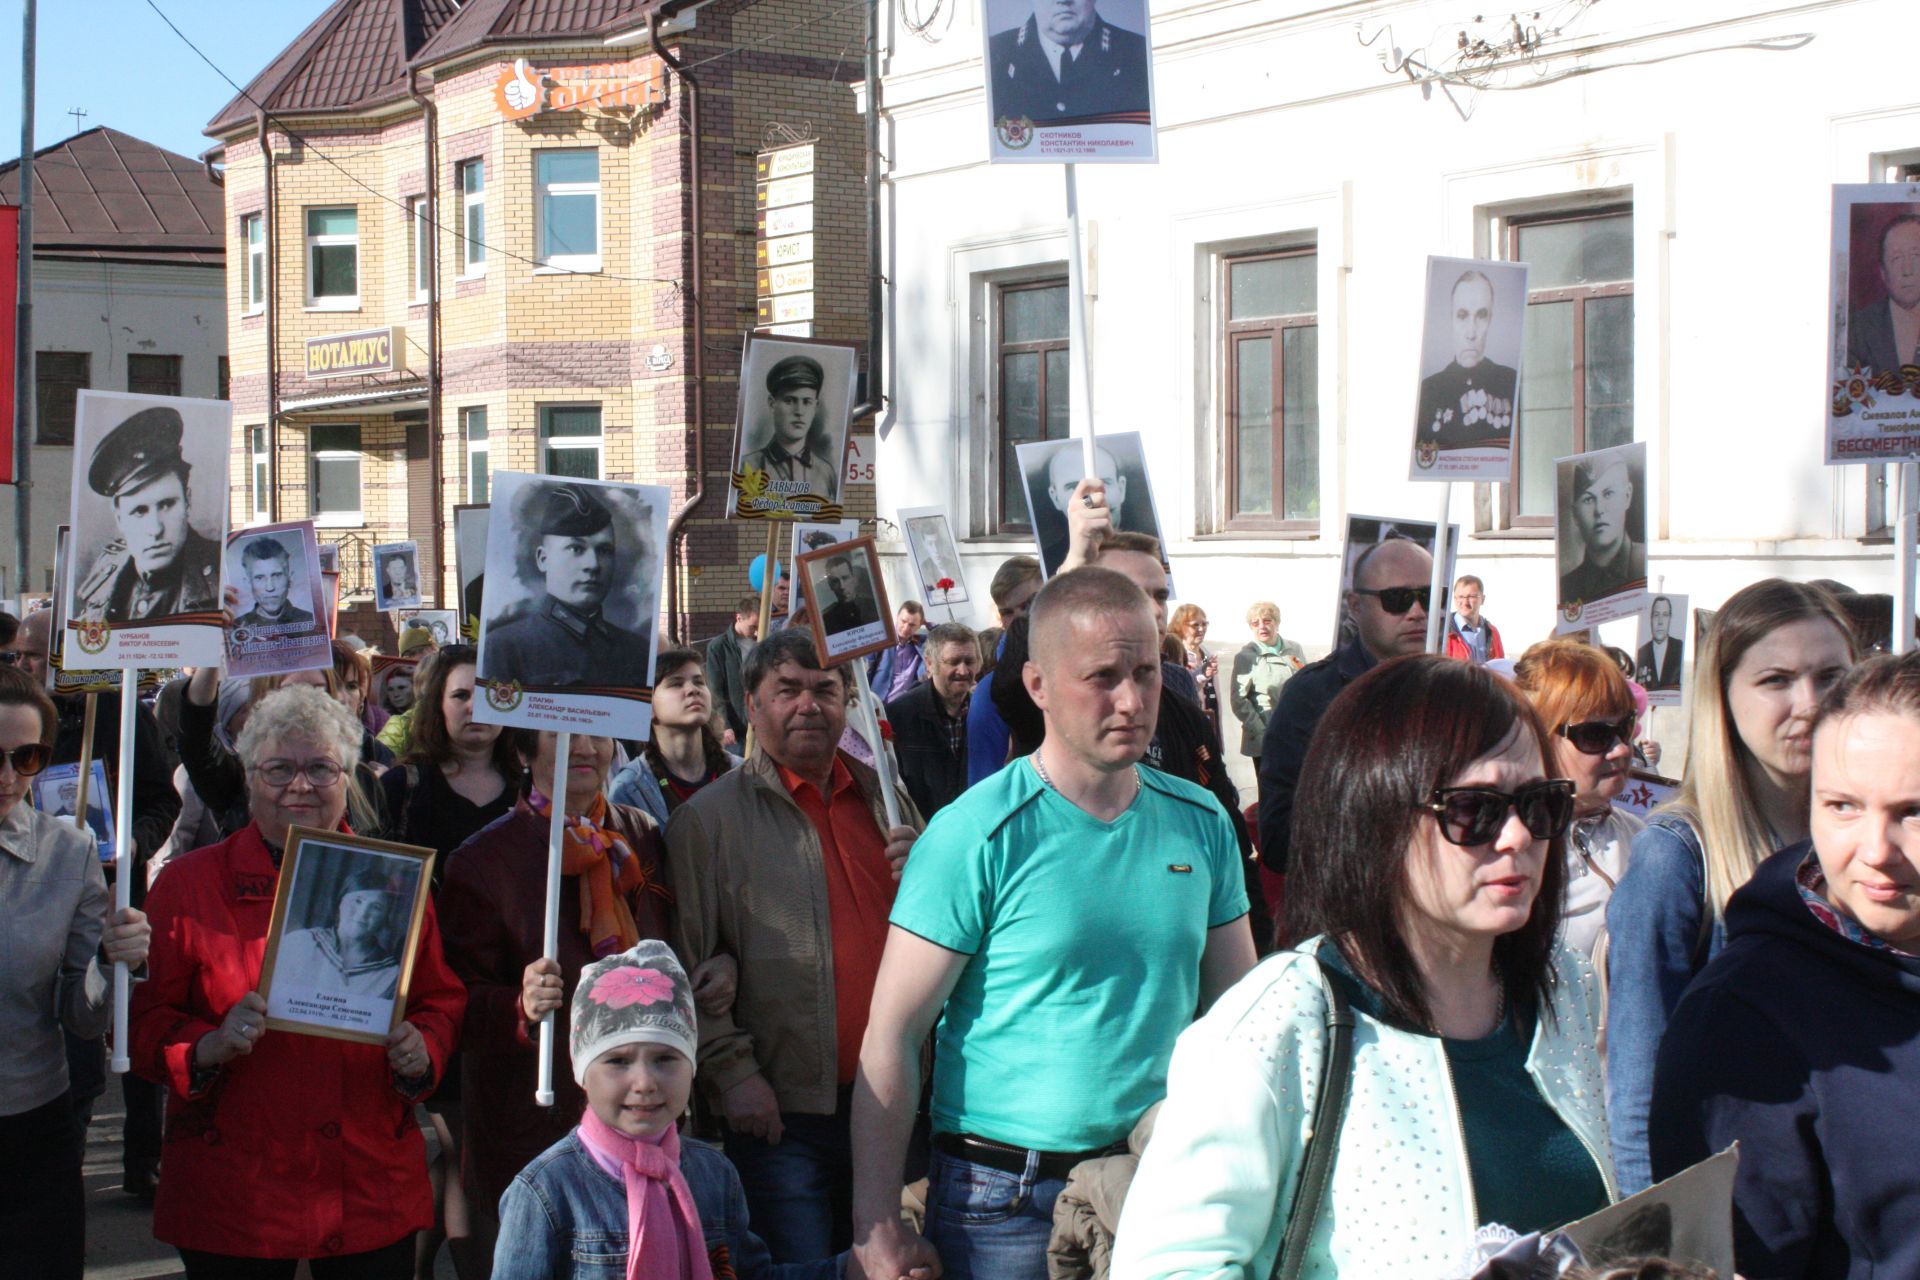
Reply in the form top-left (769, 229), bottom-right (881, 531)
top-left (849, 565), bottom-right (1255, 1280)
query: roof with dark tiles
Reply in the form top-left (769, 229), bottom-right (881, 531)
top-left (0, 128), bottom-right (224, 266)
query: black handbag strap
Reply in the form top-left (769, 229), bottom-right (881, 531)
top-left (1271, 959), bottom-right (1356, 1280)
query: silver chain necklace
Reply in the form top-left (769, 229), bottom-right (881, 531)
top-left (1030, 751), bottom-right (1141, 803)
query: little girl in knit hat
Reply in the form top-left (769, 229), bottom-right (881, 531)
top-left (492, 940), bottom-right (932, 1279)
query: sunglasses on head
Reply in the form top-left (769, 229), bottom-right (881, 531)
top-left (1422, 779), bottom-right (1575, 847)
top-left (0, 742), bottom-right (52, 777)
top-left (1353, 585), bottom-right (1444, 616)
top-left (1559, 714), bottom-right (1636, 756)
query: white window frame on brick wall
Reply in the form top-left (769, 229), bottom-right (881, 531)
top-left (538, 404), bottom-right (603, 479)
top-left (534, 149), bottom-right (600, 273)
top-left (243, 213), bottom-right (265, 314)
top-left (409, 197), bottom-right (434, 303)
top-left (304, 206), bottom-right (359, 310)
top-left (459, 159), bottom-right (485, 277)
top-left (310, 422), bottom-right (364, 526)
top-left (248, 425), bottom-right (270, 523)
top-left (463, 405), bottom-right (490, 502)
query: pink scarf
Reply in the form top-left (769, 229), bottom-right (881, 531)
top-left (577, 1109), bottom-right (713, 1280)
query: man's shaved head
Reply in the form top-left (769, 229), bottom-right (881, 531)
top-left (1027, 566), bottom-right (1155, 673)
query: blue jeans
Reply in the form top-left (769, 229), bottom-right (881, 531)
top-left (922, 1149), bottom-right (1066, 1280)
top-left (723, 1097), bottom-right (854, 1264)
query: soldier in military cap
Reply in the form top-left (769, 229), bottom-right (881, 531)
top-left (1416, 269), bottom-right (1518, 453)
top-left (988, 0), bottom-right (1151, 126)
top-left (73, 405), bottom-right (222, 625)
top-left (232, 536), bottom-right (315, 630)
top-left (740, 354), bottom-right (838, 498)
top-left (483, 483), bottom-right (653, 690)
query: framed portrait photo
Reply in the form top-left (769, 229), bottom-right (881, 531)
top-left (899, 506), bottom-right (969, 607)
top-left (31, 761), bottom-right (115, 863)
top-left (981, 0), bottom-right (1158, 163)
top-left (453, 504), bottom-right (490, 643)
top-left (224, 522), bottom-right (331, 680)
top-left (1633, 592), bottom-right (1689, 707)
top-left (796, 535), bottom-right (895, 666)
top-left (1825, 182), bottom-right (1920, 463)
top-left (1409, 256), bottom-right (1528, 482)
top-left (1554, 441), bottom-right (1649, 632)
top-left (257, 826), bottom-right (435, 1044)
top-left (63, 390), bottom-right (231, 668)
top-left (371, 541), bottom-right (425, 612)
top-left (728, 333), bottom-right (859, 520)
top-left (1014, 431), bottom-right (1166, 579)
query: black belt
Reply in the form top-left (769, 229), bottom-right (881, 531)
top-left (932, 1130), bottom-right (1126, 1181)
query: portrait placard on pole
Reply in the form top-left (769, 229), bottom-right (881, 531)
top-left (64, 390), bottom-right (230, 669)
top-left (454, 504), bottom-right (490, 642)
top-left (1825, 182), bottom-right (1920, 464)
top-left (223, 522), bottom-right (331, 680)
top-left (728, 334), bottom-right (859, 522)
top-left (1633, 592), bottom-right (1688, 708)
top-left (371, 541), bottom-right (425, 611)
top-left (1014, 431), bottom-right (1166, 579)
top-left (473, 472), bottom-right (669, 740)
top-left (898, 506), bottom-right (970, 609)
top-left (791, 519), bottom-right (859, 571)
top-left (1554, 441), bottom-right (1649, 633)
top-left (1409, 256), bottom-right (1528, 482)
top-left (981, 0), bottom-right (1157, 163)
top-left (795, 535), bottom-right (896, 668)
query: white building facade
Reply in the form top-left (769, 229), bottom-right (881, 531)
top-left (868, 0), bottom-right (1916, 692)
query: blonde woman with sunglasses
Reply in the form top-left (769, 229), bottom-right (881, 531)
top-left (1602, 580), bottom-right (1854, 1194)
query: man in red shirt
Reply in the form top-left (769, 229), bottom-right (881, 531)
top-left (666, 628), bottom-right (923, 1263)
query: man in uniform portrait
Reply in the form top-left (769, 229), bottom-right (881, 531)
top-left (1417, 269), bottom-right (1517, 451)
top-left (1560, 453), bottom-right (1645, 608)
top-left (1636, 595), bottom-right (1683, 691)
top-left (988, 0), bottom-right (1150, 124)
top-left (820, 554), bottom-right (880, 635)
top-left (73, 406), bottom-right (221, 624)
top-left (275, 866), bottom-right (405, 999)
top-left (740, 355), bottom-right (837, 497)
top-left (484, 484), bottom-right (653, 690)
top-left (1847, 212), bottom-right (1920, 375)
top-left (233, 538), bottom-right (314, 629)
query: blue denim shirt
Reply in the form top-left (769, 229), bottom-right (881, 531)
top-left (494, 1130), bottom-right (842, 1280)
top-left (1603, 815), bottom-right (1730, 1194)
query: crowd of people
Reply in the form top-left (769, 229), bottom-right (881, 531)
top-left (1, 481), bottom-right (1915, 1280)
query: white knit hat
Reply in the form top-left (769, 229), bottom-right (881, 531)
top-left (569, 939), bottom-right (699, 1085)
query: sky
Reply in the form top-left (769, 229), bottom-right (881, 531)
top-left (0, 0), bottom-right (334, 163)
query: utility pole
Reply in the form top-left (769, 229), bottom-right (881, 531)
top-left (12, 0), bottom-right (34, 597)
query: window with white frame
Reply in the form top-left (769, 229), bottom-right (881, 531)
top-left (305, 206), bottom-right (359, 308)
top-left (1221, 247), bottom-right (1320, 530)
top-left (310, 423), bottom-right (363, 523)
top-left (249, 425), bottom-right (270, 521)
top-left (242, 213), bottom-right (265, 313)
top-left (535, 150), bottom-right (600, 270)
top-left (409, 197), bottom-right (433, 302)
top-left (463, 406), bottom-right (490, 502)
top-left (459, 159), bottom-right (485, 275)
top-left (539, 405), bottom-right (601, 479)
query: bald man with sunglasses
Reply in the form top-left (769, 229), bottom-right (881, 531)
top-left (1256, 537), bottom-right (1435, 874)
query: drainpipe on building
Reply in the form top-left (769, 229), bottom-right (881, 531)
top-left (409, 74), bottom-right (446, 600)
top-left (651, 8), bottom-right (706, 644)
top-left (256, 109), bottom-right (279, 521)
top-left (853, 0), bottom-right (884, 425)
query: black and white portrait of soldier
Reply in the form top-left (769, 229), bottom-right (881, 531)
top-left (1635, 594), bottom-right (1686, 694)
top-left (818, 553), bottom-right (881, 635)
top-left (479, 475), bottom-right (664, 693)
top-left (71, 402), bottom-right (223, 626)
top-left (902, 508), bottom-right (969, 603)
top-left (1845, 207), bottom-right (1920, 377)
top-left (1557, 443), bottom-right (1648, 614)
top-left (1416, 263), bottom-right (1522, 454)
top-left (730, 338), bottom-right (857, 515)
top-left (373, 543), bottom-right (423, 612)
top-left (1014, 431), bottom-right (1163, 579)
top-left (232, 535), bottom-right (315, 630)
top-left (275, 862), bottom-right (410, 1001)
top-left (985, 0), bottom-right (1150, 125)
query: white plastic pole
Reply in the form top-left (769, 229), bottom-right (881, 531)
top-left (851, 662), bottom-right (903, 829)
top-left (109, 668), bottom-right (136, 1073)
top-left (1425, 483), bottom-right (1452, 654)
top-left (535, 730), bottom-right (570, 1106)
top-left (1896, 462), bottom-right (1917, 656)
top-left (1064, 164), bottom-right (1097, 474)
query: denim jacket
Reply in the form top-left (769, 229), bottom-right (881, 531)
top-left (494, 1130), bottom-right (842, 1280)
top-left (1602, 814), bottom-right (1731, 1194)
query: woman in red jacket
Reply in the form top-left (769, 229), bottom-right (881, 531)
top-left (132, 684), bottom-right (466, 1278)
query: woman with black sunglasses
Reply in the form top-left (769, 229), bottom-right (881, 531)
top-left (1114, 656), bottom-right (1613, 1278)
top-left (1513, 640), bottom-right (1644, 962)
top-left (1602, 579), bottom-right (1854, 1195)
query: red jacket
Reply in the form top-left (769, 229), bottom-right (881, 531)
top-left (1444, 617), bottom-right (1505, 663)
top-left (130, 824), bottom-right (466, 1259)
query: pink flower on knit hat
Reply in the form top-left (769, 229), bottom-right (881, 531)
top-left (589, 967), bottom-right (676, 1009)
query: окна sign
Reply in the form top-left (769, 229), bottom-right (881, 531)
top-left (306, 327), bottom-right (407, 380)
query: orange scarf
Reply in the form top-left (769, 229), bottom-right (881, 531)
top-left (524, 790), bottom-right (653, 957)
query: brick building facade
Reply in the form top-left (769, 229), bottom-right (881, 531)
top-left (207, 0), bottom-right (874, 646)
